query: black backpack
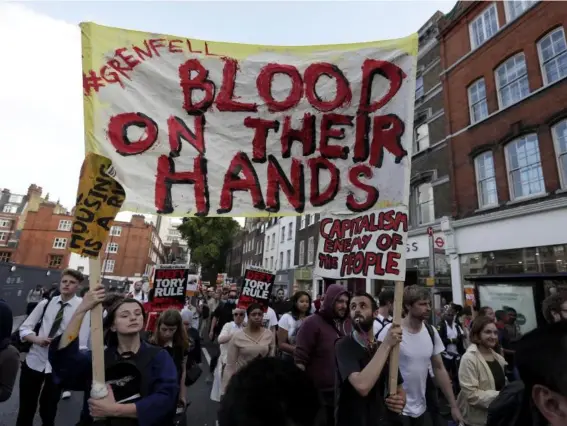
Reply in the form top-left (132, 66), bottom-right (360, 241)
top-left (10, 297), bottom-right (53, 353)
top-left (201, 304), bottom-right (210, 320)
top-left (487, 380), bottom-right (529, 426)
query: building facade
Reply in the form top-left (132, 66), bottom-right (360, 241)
top-left (294, 213), bottom-right (320, 294)
top-left (69, 214), bottom-right (166, 280)
top-left (438, 1), bottom-right (567, 304)
top-left (225, 229), bottom-right (245, 282)
top-left (273, 216), bottom-right (296, 296)
top-left (240, 218), bottom-right (266, 275)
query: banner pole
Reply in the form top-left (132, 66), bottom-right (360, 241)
top-left (388, 280), bottom-right (404, 395)
top-left (89, 257), bottom-right (108, 401)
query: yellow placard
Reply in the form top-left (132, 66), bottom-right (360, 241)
top-left (426, 277), bottom-right (435, 287)
top-left (69, 153), bottom-right (125, 258)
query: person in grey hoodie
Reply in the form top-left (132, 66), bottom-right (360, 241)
top-left (294, 284), bottom-right (351, 426)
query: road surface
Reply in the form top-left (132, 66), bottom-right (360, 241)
top-left (3, 317), bottom-right (219, 426)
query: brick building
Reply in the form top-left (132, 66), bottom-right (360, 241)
top-left (438, 1), bottom-right (567, 307)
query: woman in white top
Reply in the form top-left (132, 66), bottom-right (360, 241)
top-left (277, 291), bottom-right (312, 361)
top-left (210, 306), bottom-right (245, 402)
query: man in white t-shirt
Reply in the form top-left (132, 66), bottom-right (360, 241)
top-left (377, 285), bottom-right (464, 425)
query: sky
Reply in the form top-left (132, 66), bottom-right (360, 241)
top-left (0, 0), bottom-right (456, 222)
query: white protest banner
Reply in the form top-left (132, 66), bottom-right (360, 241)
top-left (81, 23), bottom-right (417, 217)
top-left (314, 207), bottom-right (408, 280)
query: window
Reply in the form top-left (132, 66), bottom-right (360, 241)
top-left (310, 213), bottom-right (316, 225)
top-left (8, 195), bottom-right (22, 203)
top-left (286, 250), bottom-right (291, 269)
top-left (267, 236), bottom-right (270, 250)
top-left (279, 252), bottom-right (283, 270)
top-left (48, 255), bottom-right (63, 268)
top-left (0, 232), bottom-right (6, 241)
top-left (307, 237), bottom-right (315, 264)
top-left (495, 53), bottom-right (530, 108)
top-left (106, 242), bottom-right (119, 253)
top-left (0, 220), bottom-right (9, 227)
top-left (537, 28), bottom-right (567, 86)
top-left (468, 79), bottom-right (489, 123)
top-left (469, 4), bottom-right (499, 49)
top-left (2, 205), bottom-right (16, 214)
top-left (110, 226), bottom-right (122, 236)
top-left (281, 226), bottom-right (285, 241)
top-left (0, 251), bottom-right (11, 262)
top-left (414, 123), bottom-right (430, 152)
top-left (300, 215), bottom-right (306, 229)
top-left (288, 223), bottom-right (293, 239)
top-left (272, 233), bottom-right (275, 249)
top-left (414, 183), bottom-right (434, 225)
top-left (475, 151), bottom-right (498, 208)
top-left (103, 259), bottom-right (115, 273)
top-left (552, 120), bottom-right (567, 188)
top-left (306, 214), bottom-right (311, 226)
top-left (505, 134), bottom-right (545, 200)
top-left (265, 258), bottom-right (268, 268)
top-left (299, 240), bottom-right (305, 266)
top-left (270, 257), bottom-right (274, 270)
top-left (415, 75), bottom-right (424, 99)
top-left (53, 238), bottom-right (67, 249)
top-left (58, 220), bottom-right (72, 231)
top-left (505, 0), bottom-right (538, 21)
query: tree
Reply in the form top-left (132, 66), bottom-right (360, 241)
top-left (178, 217), bottom-right (241, 283)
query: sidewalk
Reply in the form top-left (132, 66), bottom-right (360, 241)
top-left (12, 315), bottom-right (26, 333)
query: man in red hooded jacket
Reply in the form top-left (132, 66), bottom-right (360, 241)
top-left (294, 284), bottom-right (352, 426)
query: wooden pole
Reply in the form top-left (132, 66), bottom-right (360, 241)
top-left (388, 280), bottom-right (405, 395)
top-left (88, 257), bottom-right (108, 400)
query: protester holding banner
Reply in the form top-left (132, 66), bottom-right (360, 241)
top-left (277, 291), bottom-right (312, 361)
top-left (210, 307), bottom-right (245, 402)
top-left (128, 281), bottom-right (148, 303)
top-left (222, 303), bottom-right (275, 393)
top-left (150, 309), bottom-right (190, 410)
top-left (48, 287), bottom-right (180, 426)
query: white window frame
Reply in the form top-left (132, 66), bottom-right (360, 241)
top-left (106, 242), bottom-right (119, 253)
top-left (270, 256), bottom-right (274, 270)
top-left (272, 233), bottom-right (276, 249)
top-left (468, 78), bottom-right (489, 124)
top-left (8, 195), bottom-right (23, 203)
top-left (474, 151), bottom-right (499, 208)
top-left (267, 236), bottom-right (270, 251)
top-left (279, 252), bottom-right (283, 270)
top-left (504, 0), bottom-right (538, 22)
top-left (0, 232), bottom-right (6, 241)
top-left (300, 216), bottom-right (306, 230)
top-left (415, 75), bottom-right (424, 99)
top-left (0, 220), bottom-right (9, 228)
top-left (551, 119), bottom-right (567, 189)
top-left (537, 27), bottom-right (567, 86)
top-left (299, 240), bottom-right (305, 266)
top-left (495, 53), bottom-right (530, 109)
top-left (103, 259), bottom-right (115, 273)
top-left (504, 134), bottom-right (545, 201)
top-left (288, 223), bottom-right (293, 240)
top-left (469, 3), bottom-right (499, 50)
top-left (281, 226), bottom-right (285, 242)
top-left (286, 249), bottom-right (291, 269)
top-left (414, 183), bottom-right (435, 226)
top-left (414, 123), bottom-right (430, 153)
top-left (58, 220), bottom-right (72, 231)
top-left (307, 237), bottom-right (315, 264)
top-left (2, 205), bottom-right (16, 214)
top-left (53, 237), bottom-right (67, 249)
top-left (110, 226), bottom-right (122, 236)
top-left (310, 213), bottom-right (316, 225)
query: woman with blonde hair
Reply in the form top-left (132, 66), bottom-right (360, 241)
top-left (457, 315), bottom-right (507, 426)
top-left (151, 309), bottom-right (190, 409)
top-left (210, 306), bottom-right (245, 402)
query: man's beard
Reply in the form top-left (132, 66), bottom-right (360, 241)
top-left (353, 315), bottom-right (373, 333)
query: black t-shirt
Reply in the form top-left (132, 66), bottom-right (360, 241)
top-left (212, 301), bottom-right (236, 336)
top-left (335, 335), bottom-right (403, 426)
top-left (272, 300), bottom-right (293, 318)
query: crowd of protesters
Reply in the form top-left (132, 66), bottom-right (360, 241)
top-left (0, 269), bottom-right (566, 426)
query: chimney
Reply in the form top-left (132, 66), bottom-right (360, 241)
top-left (27, 184), bottom-right (42, 198)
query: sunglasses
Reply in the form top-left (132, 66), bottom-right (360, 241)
top-left (234, 313), bottom-right (244, 317)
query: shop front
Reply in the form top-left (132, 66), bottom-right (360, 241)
top-left (274, 269), bottom-right (294, 297)
top-left (444, 198), bottom-right (567, 316)
top-left (294, 267), bottom-right (314, 294)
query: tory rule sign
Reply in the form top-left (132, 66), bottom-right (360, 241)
top-left (237, 267), bottom-right (276, 313)
top-left (149, 267), bottom-right (188, 307)
top-left (80, 23), bottom-right (417, 217)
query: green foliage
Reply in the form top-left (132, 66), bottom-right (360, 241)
top-left (177, 217), bottom-right (241, 282)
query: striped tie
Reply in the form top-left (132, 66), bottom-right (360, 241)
top-left (48, 301), bottom-right (68, 338)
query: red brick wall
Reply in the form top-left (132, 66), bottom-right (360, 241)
top-left (103, 221), bottom-right (152, 277)
top-left (440, 1), bottom-right (567, 218)
top-left (15, 204), bottom-right (72, 268)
